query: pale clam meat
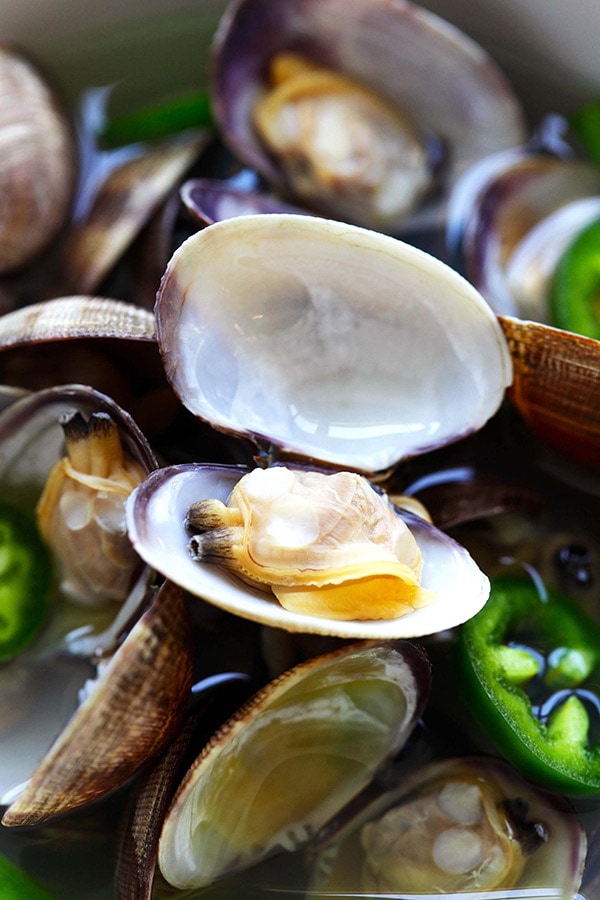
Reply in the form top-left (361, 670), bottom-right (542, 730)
top-left (36, 408), bottom-right (148, 606)
top-left (126, 463), bottom-right (490, 640)
top-left (155, 213), bottom-right (512, 476)
top-left (185, 465), bottom-right (430, 620)
top-left (157, 640), bottom-right (430, 890)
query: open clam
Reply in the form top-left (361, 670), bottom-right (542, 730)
top-left (308, 756), bottom-right (586, 897)
top-left (0, 384), bottom-right (159, 803)
top-left (210, 0), bottom-right (526, 233)
top-left (156, 639), bottom-right (430, 890)
top-left (126, 212), bottom-right (509, 638)
top-left (154, 214), bottom-right (511, 475)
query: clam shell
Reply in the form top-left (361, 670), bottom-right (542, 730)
top-left (505, 195), bottom-right (600, 323)
top-left (447, 149), bottom-right (600, 316)
top-left (0, 295), bottom-right (156, 349)
top-left (181, 176), bottom-right (307, 226)
top-left (1, 579), bottom-right (194, 828)
top-left (499, 315), bottom-right (600, 469)
top-left (210, 0), bottom-right (526, 231)
top-left (0, 45), bottom-right (76, 273)
top-left (126, 463), bottom-right (490, 640)
top-left (157, 639), bottom-right (430, 890)
top-left (60, 134), bottom-right (208, 295)
top-left (155, 213), bottom-right (512, 476)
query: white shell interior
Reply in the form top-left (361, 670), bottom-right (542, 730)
top-left (156, 214), bottom-right (512, 474)
top-left (126, 464), bottom-right (490, 640)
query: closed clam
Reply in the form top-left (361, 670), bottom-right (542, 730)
top-left (0, 45), bottom-right (76, 273)
top-left (211, 0), bottom-right (526, 233)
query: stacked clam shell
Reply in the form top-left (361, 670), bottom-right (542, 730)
top-left (446, 136), bottom-right (600, 321)
top-left (0, 1), bottom-right (597, 897)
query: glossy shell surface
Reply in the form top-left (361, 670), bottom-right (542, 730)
top-left (157, 640), bottom-right (430, 889)
top-left (126, 463), bottom-right (490, 639)
top-left (155, 213), bottom-right (512, 475)
top-left (499, 315), bottom-right (600, 469)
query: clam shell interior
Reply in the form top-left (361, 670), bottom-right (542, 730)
top-left (156, 214), bottom-right (512, 474)
top-left (126, 464), bottom-right (490, 639)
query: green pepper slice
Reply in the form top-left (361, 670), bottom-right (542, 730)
top-left (550, 215), bottom-right (600, 339)
top-left (99, 89), bottom-right (213, 148)
top-left (0, 502), bottom-right (52, 662)
top-left (0, 852), bottom-right (59, 900)
top-left (458, 573), bottom-right (600, 795)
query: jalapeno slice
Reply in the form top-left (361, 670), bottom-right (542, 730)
top-left (0, 852), bottom-right (59, 900)
top-left (458, 573), bottom-right (600, 795)
top-left (99, 90), bottom-right (213, 148)
top-left (550, 215), bottom-right (600, 339)
top-left (0, 501), bottom-right (52, 662)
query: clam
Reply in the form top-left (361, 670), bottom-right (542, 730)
top-left (447, 145), bottom-right (600, 316)
top-left (499, 315), bottom-right (600, 470)
top-left (210, 0), bottom-right (526, 233)
top-left (181, 176), bottom-right (307, 227)
top-left (1, 579), bottom-right (194, 827)
top-left (0, 383), bottom-right (156, 604)
top-left (309, 756), bottom-right (586, 897)
top-left (128, 464), bottom-right (490, 639)
top-left (59, 133), bottom-right (209, 296)
top-left (126, 212), bottom-right (507, 638)
top-left (0, 45), bottom-right (76, 273)
top-left (156, 639), bottom-right (430, 890)
top-left (0, 384), bottom-right (158, 801)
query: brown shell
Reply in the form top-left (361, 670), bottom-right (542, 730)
top-left (1, 580), bottom-right (193, 827)
top-left (499, 315), bottom-right (600, 468)
top-left (0, 45), bottom-right (76, 273)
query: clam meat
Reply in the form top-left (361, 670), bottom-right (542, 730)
top-left (37, 408), bottom-right (149, 606)
top-left (127, 462), bottom-right (490, 640)
top-left (186, 465), bottom-right (430, 620)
